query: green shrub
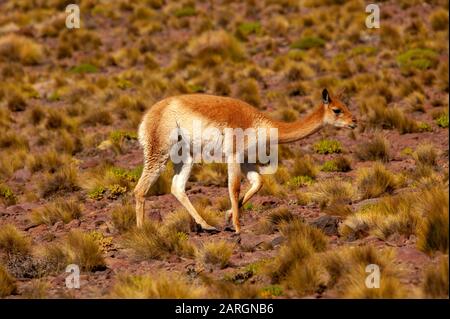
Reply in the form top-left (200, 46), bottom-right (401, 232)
top-left (291, 37), bottom-right (326, 50)
top-left (0, 184), bottom-right (17, 206)
top-left (313, 139), bottom-right (342, 154)
top-left (397, 49), bottom-right (438, 71)
top-left (70, 63), bottom-right (98, 74)
top-left (436, 113), bottom-right (449, 128)
top-left (174, 6), bottom-right (196, 17)
top-left (237, 22), bottom-right (261, 37)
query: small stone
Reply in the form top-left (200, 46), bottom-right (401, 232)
top-left (310, 215), bottom-right (342, 236)
top-left (11, 168), bottom-right (31, 183)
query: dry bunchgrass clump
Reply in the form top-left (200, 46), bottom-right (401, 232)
top-left (260, 175), bottom-right (286, 197)
top-left (111, 272), bottom-right (205, 298)
top-left (234, 78), bottom-right (261, 108)
top-left (364, 104), bottom-right (419, 134)
top-left (413, 144), bottom-right (439, 167)
top-left (27, 150), bottom-right (70, 173)
top-left (309, 178), bottom-right (354, 209)
top-left (422, 257), bottom-right (448, 298)
top-left (191, 163), bottom-right (227, 187)
top-left (30, 198), bottom-right (82, 226)
top-left (0, 130), bottom-right (28, 150)
top-left (187, 30), bottom-right (244, 65)
top-left (0, 265), bottom-right (16, 298)
top-left (340, 192), bottom-right (420, 241)
top-left (123, 221), bottom-right (195, 260)
top-left (111, 202), bottom-right (136, 232)
top-left (256, 207), bottom-right (295, 234)
top-left (291, 154), bottom-right (318, 179)
top-left (265, 220), bottom-right (327, 283)
top-left (22, 279), bottom-right (49, 299)
top-left (65, 230), bottom-right (106, 271)
top-left (417, 187), bottom-right (449, 254)
top-left (0, 224), bottom-right (31, 255)
top-left (37, 242), bottom-right (68, 274)
top-left (197, 240), bottom-right (234, 269)
top-left (39, 165), bottom-right (80, 198)
top-left (202, 275), bottom-right (261, 299)
top-left (287, 245), bottom-right (406, 298)
top-left (355, 134), bottom-right (390, 162)
top-left (0, 35), bottom-right (44, 65)
top-left (430, 8), bottom-right (449, 31)
top-left (356, 163), bottom-right (398, 199)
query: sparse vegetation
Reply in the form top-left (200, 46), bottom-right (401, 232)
top-left (0, 0), bottom-right (447, 299)
top-left (313, 139), bottom-right (342, 154)
top-left (197, 240), bottom-right (234, 269)
top-left (111, 272), bottom-right (205, 298)
top-left (0, 265), bottom-right (16, 298)
top-left (422, 257), bottom-right (448, 298)
top-left (31, 199), bottom-right (82, 226)
top-left (65, 230), bottom-right (106, 271)
top-left (356, 163), bottom-right (399, 199)
top-left (356, 134), bottom-right (390, 162)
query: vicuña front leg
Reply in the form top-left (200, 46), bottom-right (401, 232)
top-left (227, 163), bottom-right (242, 233)
top-left (171, 159), bottom-right (218, 233)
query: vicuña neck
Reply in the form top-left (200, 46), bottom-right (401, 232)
top-left (269, 104), bottom-right (325, 144)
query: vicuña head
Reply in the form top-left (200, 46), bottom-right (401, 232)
top-left (134, 88), bottom-right (356, 234)
top-left (321, 88), bottom-right (357, 129)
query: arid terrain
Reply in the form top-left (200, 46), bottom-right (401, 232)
top-left (0, 0), bottom-right (448, 299)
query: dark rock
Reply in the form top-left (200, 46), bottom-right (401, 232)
top-left (310, 215), bottom-right (342, 236)
top-left (80, 159), bottom-right (99, 169)
top-left (11, 168), bottom-right (31, 183)
top-left (271, 236), bottom-right (285, 246)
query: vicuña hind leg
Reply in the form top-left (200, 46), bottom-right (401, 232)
top-left (225, 163), bottom-right (262, 225)
top-left (227, 162), bottom-right (242, 233)
top-left (171, 157), bottom-right (218, 232)
top-left (134, 156), bottom-right (169, 228)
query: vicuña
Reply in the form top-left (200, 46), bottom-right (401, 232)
top-left (134, 89), bottom-right (357, 234)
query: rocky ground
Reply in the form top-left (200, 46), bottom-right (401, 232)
top-left (0, 0), bottom-right (448, 298)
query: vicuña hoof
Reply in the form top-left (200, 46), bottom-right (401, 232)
top-left (223, 225), bottom-right (235, 232)
top-left (199, 224), bottom-right (220, 234)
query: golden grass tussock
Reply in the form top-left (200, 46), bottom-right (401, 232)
top-left (356, 163), bottom-right (399, 199)
top-left (39, 165), bottom-right (80, 198)
top-left (256, 207), bottom-right (295, 234)
top-left (309, 178), bottom-right (354, 209)
top-left (30, 198), bottom-right (82, 226)
top-left (63, 230), bottom-right (106, 272)
top-left (421, 257), bottom-right (448, 298)
top-left (191, 163), bottom-right (227, 187)
top-left (110, 272), bottom-right (205, 298)
top-left (291, 154), bottom-right (318, 179)
top-left (197, 240), bottom-right (235, 269)
top-left (123, 221), bottom-right (195, 260)
top-left (111, 202), bottom-right (136, 232)
top-left (416, 187), bottom-right (449, 254)
top-left (265, 219), bottom-right (327, 283)
top-left (0, 224), bottom-right (31, 255)
top-left (187, 30), bottom-right (244, 65)
top-left (341, 187), bottom-right (448, 251)
top-left (287, 245), bottom-right (406, 298)
top-left (0, 265), bottom-right (17, 298)
top-left (355, 134), bottom-right (390, 162)
top-left (413, 144), bottom-right (439, 167)
top-left (0, 34), bottom-right (44, 65)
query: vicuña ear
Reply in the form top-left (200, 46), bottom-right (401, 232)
top-left (322, 88), bottom-right (331, 105)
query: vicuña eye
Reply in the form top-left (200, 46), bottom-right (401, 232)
top-left (333, 109), bottom-right (342, 114)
